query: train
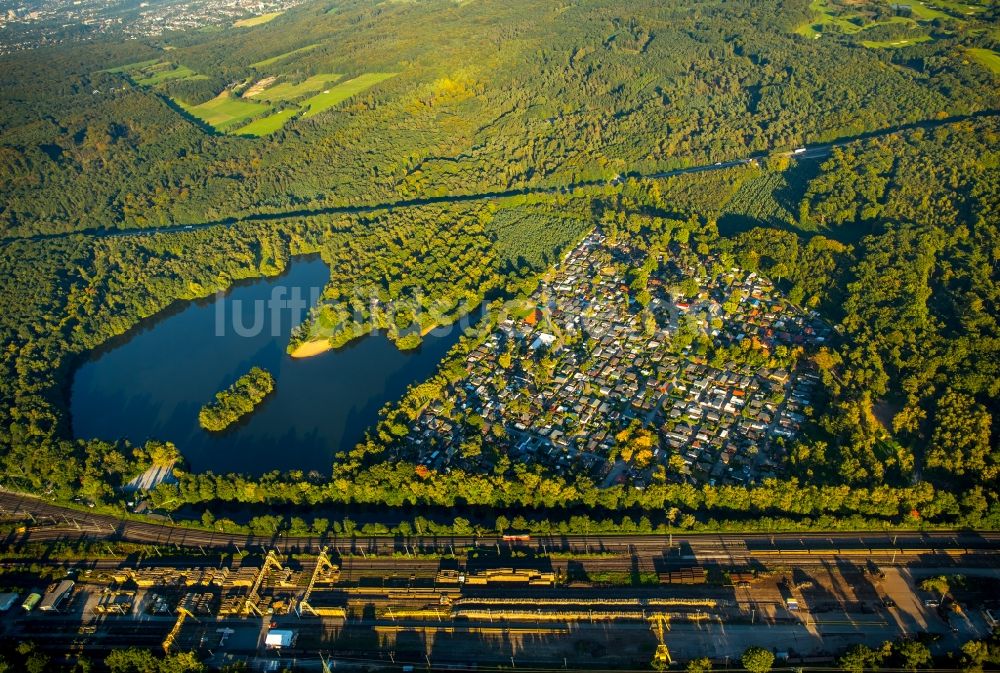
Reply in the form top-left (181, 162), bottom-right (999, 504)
top-left (501, 533), bottom-right (531, 542)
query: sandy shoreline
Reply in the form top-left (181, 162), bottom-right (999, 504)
top-left (290, 340), bottom-right (332, 358)
top-left (291, 320), bottom-right (449, 357)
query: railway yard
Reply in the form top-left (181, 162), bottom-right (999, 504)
top-left (0, 495), bottom-right (998, 670)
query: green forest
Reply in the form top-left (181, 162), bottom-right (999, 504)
top-left (198, 367), bottom-right (275, 432)
top-left (1, 0), bottom-right (997, 236)
top-left (0, 0), bottom-right (997, 532)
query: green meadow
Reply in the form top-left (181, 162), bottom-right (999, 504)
top-left (924, 0), bottom-right (987, 15)
top-left (135, 63), bottom-right (203, 86)
top-left (104, 52), bottom-right (395, 135)
top-left (793, 0), bottom-right (951, 43)
top-left (300, 73), bottom-right (397, 118)
top-left (177, 93), bottom-right (270, 132)
top-left (907, 2), bottom-right (950, 21)
top-left (101, 58), bottom-right (160, 74)
top-left (251, 44), bottom-right (320, 69)
top-left (254, 73), bottom-right (343, 102)
top-left (104, 59), bottom-right (204, 85)
top-left (234, 11), bottom-right (283, 28)
top-left (967, 47), bottom-right (1000, 74)
top-left (861, 35), bottom-right (932, 48)
top-left (234, 108), bottom-right (300, 136)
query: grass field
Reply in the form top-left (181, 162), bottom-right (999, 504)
top-left (300, 73), bottom-right (397, 118)
top-left (101, 58), bottom-right (160, 74)
top-left (233, 108), bottom-right (299, 136)
top-left (967, 47), bottom-right (1000, 74)
top-left (233, 11), bottom-right (283, 27)
top-left (253, 73), bottom-right (343, 101)
top-left (908, 2), bottom-right (950, 20)
top-left (134, 63), bottom-right (203, 86)
top-left (176, 92), bottom-right (271, 132)
top-left (794, 0), bottom-right (862, 37)
top-left (925, 0), bottom-right (987, 15)
top-left (794, 0), bottom-right (945, 39)
top-left (251, 44), bottom-right (320, 69)
top-left (861, 35), bottom-right (932, 48)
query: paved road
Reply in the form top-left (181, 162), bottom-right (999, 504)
top-left (3, 491), bottom-right (999, 562)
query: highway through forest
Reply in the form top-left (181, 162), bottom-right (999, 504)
top-left (3, 109), bottom-right (997, 245)
top-left (2, 491), bottom-right (999, 565)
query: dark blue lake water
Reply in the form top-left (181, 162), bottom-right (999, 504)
top-left (71, 257), bottom-right (465, 475)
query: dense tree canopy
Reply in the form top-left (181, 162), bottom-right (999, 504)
top-left (0, 0), bottom-right (996, 530)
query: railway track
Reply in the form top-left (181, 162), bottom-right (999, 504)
top-left (3, 491), bottom-right (999, 565)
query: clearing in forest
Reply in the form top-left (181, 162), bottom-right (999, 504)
top-left (861, 35), bottom-right (932, 48)
top-left (234, 108), bottom-right (300, 136)
top-left (101, 58), bottom-right (160, 74)
top-left (251, 44), bottom-right (321, 69)
top-left (967, 47), bottom-right (1000, 74)
top-left (924, 0), bottom-right (987, 15)
top-left (176, 92), bottom-right (270, 132)
top-left (107, 59), bottom-right (204, 86)
top-left (135, 63), bottom-right (203, 86)
top-left (234, 11), bottom-right (283, 28)
top-left (794, 0), bottom-right (933, 39)
top-left (300, 72), bottom-right (398, 118)
top-left (242, 76), bottom-right (278, 98)
top-left (253, 73), bottom-right (344, 101)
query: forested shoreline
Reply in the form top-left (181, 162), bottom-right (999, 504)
top-left (0, 0), bottom-right (997, 532)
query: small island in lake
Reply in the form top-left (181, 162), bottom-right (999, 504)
top-left (198, 367), bottom-right (275, 432)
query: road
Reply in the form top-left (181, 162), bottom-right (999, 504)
top-left (2, 491), bottom-right (998, 563)
top-left (3, 109), bottom-right (996, 245)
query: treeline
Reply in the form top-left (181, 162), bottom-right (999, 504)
top-left (835, 629), bottom-right (1000, 673)
top-left (148, 460), bottom-right (998, 530)
top-left (177, 500), bottom-right (996, 540)
top-left (2, 0), bottom-right (998, 237)
top-left (198, 367), bottom-right (275, 432)
top-left (0, 641), bottom-right (205, 673)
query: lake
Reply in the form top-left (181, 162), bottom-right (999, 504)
top-left (71, 257), bottom-right (468, 476)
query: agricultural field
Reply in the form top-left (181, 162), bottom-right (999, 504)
top-left (176, 92), bottom-right (270, 132)
top-left (967, 47), bottom-right (1000, 74)
top-left (234, 108), bottom-right (300, 136)
top-left (300, 72), bottom-right (398, 118)
top-left (233, 11), bottom-right (283, 28)
top-left (250, 44), bottom-right (321, 69)
top-left (251, 73), bottom-right (343, 102)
